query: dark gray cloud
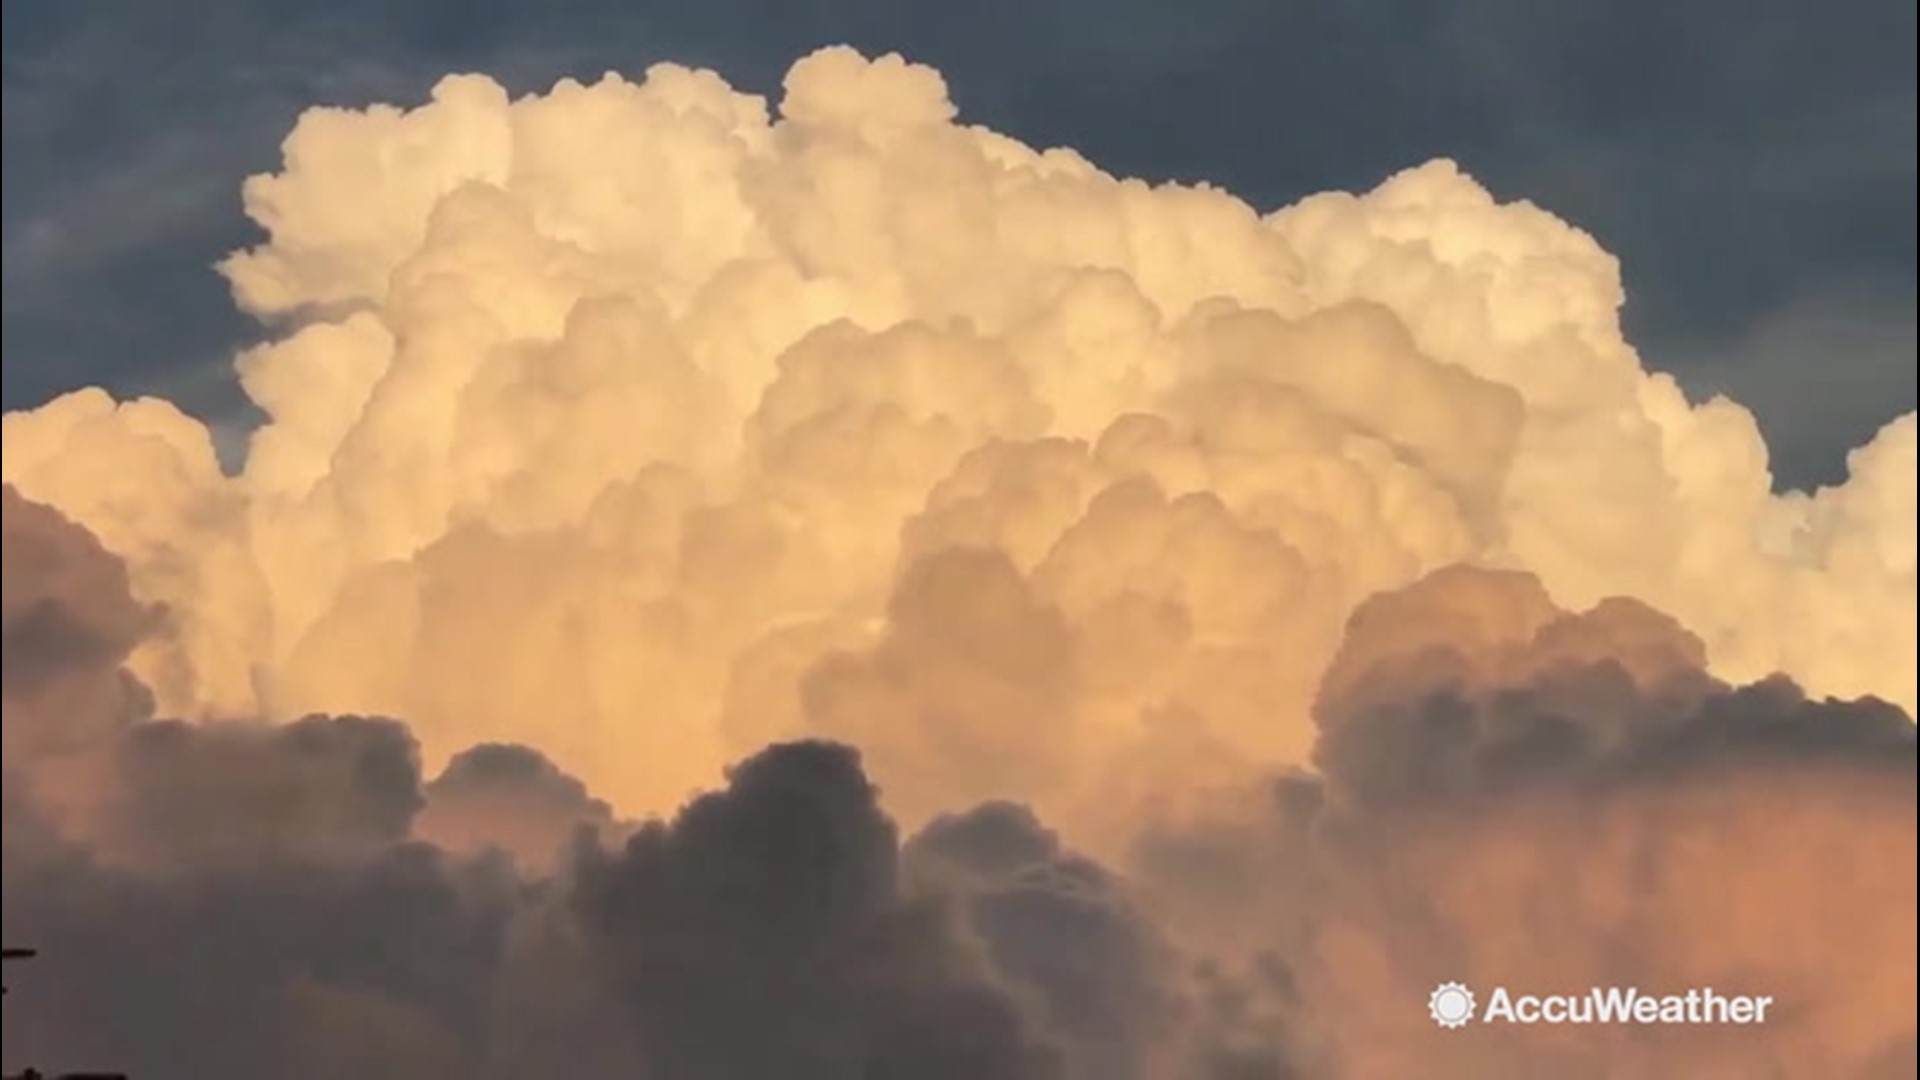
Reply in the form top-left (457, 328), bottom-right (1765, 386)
top-left (3, 0), bottom-right (1912, 486)
top-left (4, 816), bottom-right (516, 1079)
top-left (105, 714), bottom-right (427, 869)
top-left (568, 740), bottom-right (1065, 1080)
top-left (904, 801), bottom-right (1184, 1079)
top-left (1, 709), bottom-right (517, 1078)
top-left (1133, 566), bottom-right (1917, 1079)
top-left (1309, 565), bottom-right (1917, 804)
top-left (1, 483), bottom-right (155, 758)
top-left (418, 742), bottom-right (621, 872)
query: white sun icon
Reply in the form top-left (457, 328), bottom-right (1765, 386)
top-left (1428, 982), bottom-right (1476, 1028)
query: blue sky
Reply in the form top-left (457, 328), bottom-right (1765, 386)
top-left (3, 0), bottom-right (1913, 488)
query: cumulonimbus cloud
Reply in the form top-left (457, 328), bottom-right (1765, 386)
top-left (1, 47), bottom-right (1913, 1079)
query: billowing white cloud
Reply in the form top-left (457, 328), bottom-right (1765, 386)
top-left (1, 47), bottom-right (1910, 834)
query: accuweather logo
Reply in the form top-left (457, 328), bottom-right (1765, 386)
top-left (1428, 983), bottom-right (1478, 1028)
top-left (1427, 982), bottom-right (1774, 1028)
